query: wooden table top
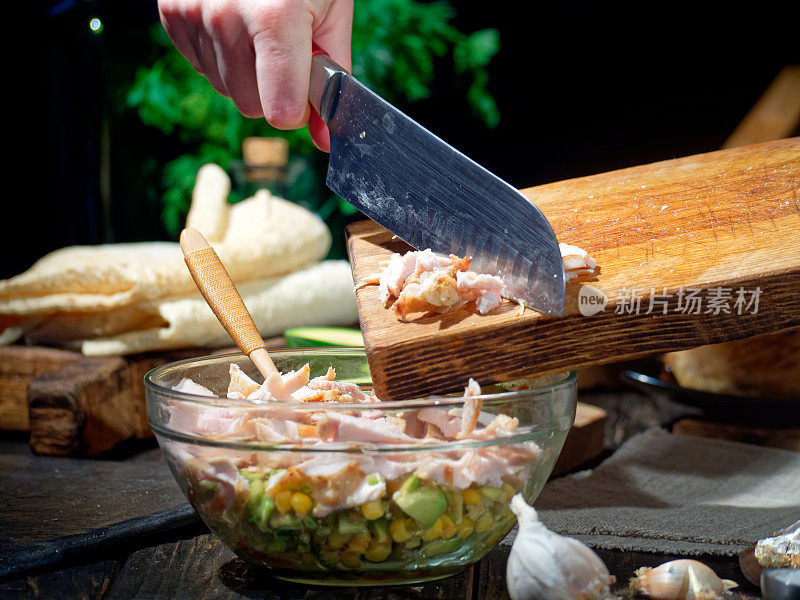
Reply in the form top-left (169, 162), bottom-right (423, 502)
top-left (0, 384), bottom-right (765, 600)
top-left (0, 534), bottom-right (761, 600)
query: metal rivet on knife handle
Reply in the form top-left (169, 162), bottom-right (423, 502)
top-left (308, 44), bottom-right (346, 125)
top-left (180, 228), bottom-right (277, 378)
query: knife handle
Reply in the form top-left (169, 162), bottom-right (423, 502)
top-left (309, 44), bottom-right (346, 124)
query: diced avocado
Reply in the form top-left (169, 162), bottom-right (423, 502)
top-left (393, 476), bottom-right (447, 528)
top-left (269, 512), bottom-right (302, 530)
top-left (338, 511), bottom-right (368, 535)
top-left (266, 537), bottom-right (287, 553)
top-left (194, 479), bottom-right (218, 504)
top-left (245, 479), bottom-right (274, 531)
top-left (420, 538), bottom-right (462, 558)
top-left (369, 518), bottom-right (390, 544)
top-left (245, 479), bottom-right (265, 505)
top-left (239, 468), bottom-right (264, 485)
top-left (250, 495), bottom-right (275, 532)
top-left (284, 327), bottom-right (364, 348)
top-left (397, 474), bottom-right (421, 494)
top-left (316, 525), bottom-right (332, 538)
top-left (445, 488), bottom-right (463, 524)
top-left (480, 486), bottom-right (504, 501)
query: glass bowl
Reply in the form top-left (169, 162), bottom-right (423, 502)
top-left (145, 348), bottom-right (576, 586)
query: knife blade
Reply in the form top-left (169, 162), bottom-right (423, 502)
top-left (309, 52), bottom-right (565, 315)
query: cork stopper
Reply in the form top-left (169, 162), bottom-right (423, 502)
top-left (242, 137), bottom-right (289, 183)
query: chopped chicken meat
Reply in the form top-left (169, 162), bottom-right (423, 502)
top-left (559, 242), bottom-right (597, 281)
top-left (168, 363), bottom-right (541, 520)
top-left (362, 244), bottom-right (597, 319)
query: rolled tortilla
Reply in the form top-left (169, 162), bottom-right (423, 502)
top-left (80, 260), bottom-right (358, 356)
top-left (0, 171), bottom-right (330, 316)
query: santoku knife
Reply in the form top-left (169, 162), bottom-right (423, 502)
top-left (309, 49), bottom-right (565, 315)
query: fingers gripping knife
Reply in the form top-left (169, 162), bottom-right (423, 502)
top-left (308, 46), bottom-right (566, 316)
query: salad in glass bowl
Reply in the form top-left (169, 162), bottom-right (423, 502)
top-left (145, 348), bottom-right (576, 585)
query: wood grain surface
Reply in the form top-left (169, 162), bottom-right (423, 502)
top-left (0, 389), bottom-right (763, 600)
top-left (103, 534), bottom-right (475, 600)
top-left (551, 402), bottom-right (607, 476)
top-left (0, 454), bottom-right (197, 579)
top-left (12, 343), bottom-right (287, 457)
top-left (21, 347), bottom-right (238, 457)
top-left (0, 346), bottom-right (82, 431)
top-left (346, 138), bottom-right (800, 400)
top-left (723, 65), bottom-right (800, 149)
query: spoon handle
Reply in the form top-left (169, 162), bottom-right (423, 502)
top-left (180, 228), bottom-right (278, 378)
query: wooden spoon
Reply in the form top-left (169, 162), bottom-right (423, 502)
top-left (179, 227), bottom-right (278, 379)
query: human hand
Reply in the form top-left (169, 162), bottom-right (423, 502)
top-left (158, 0), bottom-right (353, 151)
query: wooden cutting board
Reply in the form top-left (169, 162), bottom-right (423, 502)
top-left (346, 138), bottom-right (800, 401)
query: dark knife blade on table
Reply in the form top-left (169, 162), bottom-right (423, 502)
top-left (308, 50), bottom-right (565, 316)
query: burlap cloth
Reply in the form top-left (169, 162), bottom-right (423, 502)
top-left (503, 428), bottom-right (799, 556)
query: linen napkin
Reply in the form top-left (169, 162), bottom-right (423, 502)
top-left (506, 428), bottom-right (800, 556)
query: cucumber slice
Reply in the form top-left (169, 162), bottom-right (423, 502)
top-left (284, 327), bottom-right (364, 348)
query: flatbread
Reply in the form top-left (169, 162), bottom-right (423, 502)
top-left (79, 260), bottom-right (357, 356)
top-left (185, 163), bottom-right (230, 242)
top-left (0, 167), bottom-right (330, 316)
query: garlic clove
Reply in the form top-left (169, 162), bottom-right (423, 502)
top-left (630, 559), bottom-right (737, 600)
top-left (738, 544), bottom-right (762, 586)
top-left (506, 494), bottom-right (618, 600)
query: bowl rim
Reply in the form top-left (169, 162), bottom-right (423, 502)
top-left (144, 348), bottom-right (578, 411)
top-left (147, 348), bottom-right (577, 453)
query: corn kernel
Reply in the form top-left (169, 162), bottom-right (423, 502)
top-left (348, 531), bottom-right (371, 553)
top-left (437, 514), bottom-right (457, 539)
top-left (340, 551), bottom-right (361, 569)
top-left (360, 499), bottom-right (384, 520)
top-left (327, 531), bottom-right (351, 549)
top-left (290, 492), bottom-right (312, 517)
top-left (458, 517), bottom-right (475, 538)
top-left (389, 519), bottom-right (412, 543)
top-left (364, 543), bottom-right (392, 562)
top-left (275, 490), bottom-right (292, 514)
top-left (462, 488), bottom-right (481, 505)
top-left (421, 519), bottom-right (443, 542)
top-left (475, 513), bottom-right (494, 533)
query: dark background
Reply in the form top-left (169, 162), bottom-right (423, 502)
top-left (3, 1), bottom-right (799, 278)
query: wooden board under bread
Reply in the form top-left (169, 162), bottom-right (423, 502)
top-left (0, 346), bottom-right (83, 431)
top-left (552, 402), bottom-right (607, 476)
top-left (1, 343), bottom-right (271, 457)
top-left (346, 138), bottom-right (800, 401)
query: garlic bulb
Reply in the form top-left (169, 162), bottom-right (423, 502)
top-left (506, 494), bottom-right (617, 600)
top-left (755, 519), bottom-right (800, 568)
top-left (629, 559), bottom-right (737, 600)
